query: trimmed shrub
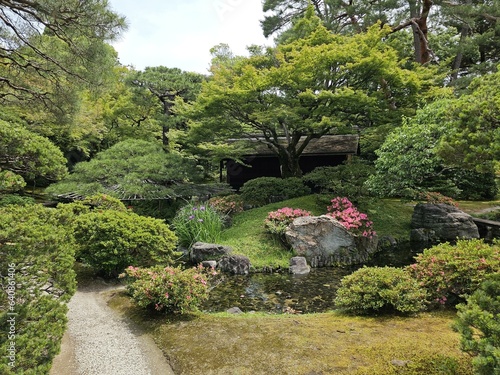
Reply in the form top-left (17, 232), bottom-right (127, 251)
top-left (453, 273), bottom-right (500, 375)
top-left (0, 204), bottom-right (76, 374)
top-left (240, 177), bottom-right (310, 207)
top-left (74, 210), bottom-right (178, 277)
top-left (334, 266), bottom-right (427, 315)
top-left (407, 239), bottom-right (500, 308)
top-left (414, 191), bottom-right (457, 206)
top-left (303, 158), bottom-right (374, 200)
top-left (264, 207), bottom-right (312, 245)
top-left (123, 265), bottom-right (218, 314)
top-left (172, 203), bottom-right (225, 248)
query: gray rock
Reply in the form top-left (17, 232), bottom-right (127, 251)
top-left (190, 242), bottom-right (232, 264)
top-left (226, 307), bottom-right (243, 314)
top-left (218, 254), bottom-right (251, 275)
top-left (285, 215), bottom-right (379, 267)
top-left (289, 256), bottom-right (310, 275)
top-left (410, 203), bottom-right (479, 245)
top-left (201, 260), bottom-right (217, 269)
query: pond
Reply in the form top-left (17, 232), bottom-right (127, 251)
top-left (203, 242), bottom-right (419, 314)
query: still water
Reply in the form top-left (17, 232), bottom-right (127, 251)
top-left (203, 242), bottom-right (418, 314)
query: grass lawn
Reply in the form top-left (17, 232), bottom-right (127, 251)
top-left (219, 195), bottom-right (415, 269)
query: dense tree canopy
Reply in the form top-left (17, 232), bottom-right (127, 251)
top-left (0, 119), bottom-right (67, 184)
top-left (262, 1), bottom-right (500, 79)
top-left (185, 15), bottom-right (439, 177)
top-left (0, 0), bottom-right (126, 105)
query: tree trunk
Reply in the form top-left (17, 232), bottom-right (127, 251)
top-left (278, 148), bottom-right (302, 178)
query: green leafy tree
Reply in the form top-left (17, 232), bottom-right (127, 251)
top-left (185, 15), bottom-right (433, 178)
top-left (438, 69), bottom-right (500, 173)
top-left (0, 119), bottom-right (68, 184)
top-left (46, 139), bottom-right (206, 199)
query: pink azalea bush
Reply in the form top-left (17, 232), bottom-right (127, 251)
top-left (265, 207), bottom-right (312, 244)
top-left (415, 191), bottom-right (458, 207)
top-left (326, 197), bottom-right (376, 238)
top-left (123, 264), bottom-right (218, 314)
top-left (208, 194), bottom-right (244, 216)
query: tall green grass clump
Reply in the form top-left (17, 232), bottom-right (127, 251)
top-left (172, 203), bottom-right (224, 248)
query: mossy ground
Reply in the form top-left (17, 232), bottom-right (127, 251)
top-left (109, 291), bottom-right (472, 375)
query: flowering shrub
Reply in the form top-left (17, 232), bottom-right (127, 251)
top-left (326, 197), bottom-right (376, 238)
top-left (208, 194), bottom-right (244, 216)
top-left (172, 203), bottom-right (224, 248)
top-left (123, 265), bottom-right (218, 314)
top-left (334, 266), bottom-right (427, 315)
top-left (264, 207), bottom-right (312, 244)
top-left (415, 191), bottom-right (457, 207)
top-left (406, 239), bottom-right (500, 308)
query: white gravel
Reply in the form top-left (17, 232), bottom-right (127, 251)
top-left (51, 281), bottom-right (174, 375)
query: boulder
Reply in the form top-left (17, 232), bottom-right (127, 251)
top-left (285, 215), bottom-right (379, 267)
top-left (410, 203), bottom-right (479, 246)
top-left (190, 242), bottom-right (232, 264)
top-left (289, 256), bottom-right (310, 275)
top-left (217, 254), bottom-right (251, 275)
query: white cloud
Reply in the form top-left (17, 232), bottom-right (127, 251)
top-left (108, 0), bottom-right (272, 73)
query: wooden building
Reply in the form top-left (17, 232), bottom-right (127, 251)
top-left (220, 134), bottom-right (359, 190)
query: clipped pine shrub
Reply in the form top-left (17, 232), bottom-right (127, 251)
top-left (334, 266), bottom-right (427, 315)
top-left (453, 273), bottom-right (500, 375)
top-left (0, 204), bottom-right (76, 374)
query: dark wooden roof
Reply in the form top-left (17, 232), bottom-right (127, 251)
top-left (234, 134), bottom-right (359, 156)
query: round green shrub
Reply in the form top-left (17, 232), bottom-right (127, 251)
top-left (124, 265), bottom-right (218, 314)
top-left (0, 194), bottom-right (35, 207)
top-left (453, 273), bottom-right (500, 375)
top-left (240, 177), bottom-right (310, 206)
top-left (74, 210), bottom-right (178, 277)
top-left (334, 266), bottom-right (427, 315)
top-left (407, 239), bottom-right (500, 308)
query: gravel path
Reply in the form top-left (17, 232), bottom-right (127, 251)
top-left (50, 280), bottom-right (174, 375)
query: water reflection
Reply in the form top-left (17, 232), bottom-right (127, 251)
top-left (203, 242), bottom-right (418, 314)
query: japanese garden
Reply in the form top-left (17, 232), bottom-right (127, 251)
top-left (0, 1), bottom-right (499, 374)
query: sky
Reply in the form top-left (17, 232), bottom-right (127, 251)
top-left (107, 0), bottom-right (273, 74)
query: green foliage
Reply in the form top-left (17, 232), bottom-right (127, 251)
top-left (46, 139), bottom-right (205, 200)
top-left (0, 120), bottom-right (68, 183)
top-left (303, 158), bottom-right (374, 200)
top-left (73, 210), bottom-right (178, 277)
top-left (0, 194), bottom-right (35, 207)
top-left (450, 169), bottom-right (498, 201)
top-left (0, 204), bottom-right (76, 374)
top-left (453, 273), bottom-right (500, 375)
top-left (438, 70), bottom-right (500, 173)
top-left (407, 239), bottom-right (500, 308)
top-left (0, 170), bottom-right (26, 193)
top-left (264, 207), bottom-right (312, 245)
top-left (334, 266), bottom-right (427, 315)
top-left (123, 265), bottom-right (217, 314)
top-left (240, 177), bottom-right (311, 207)
top-left (80, 194), bottom-right (128, 211)
top-left (172, 203), bottom-right (225, 248)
